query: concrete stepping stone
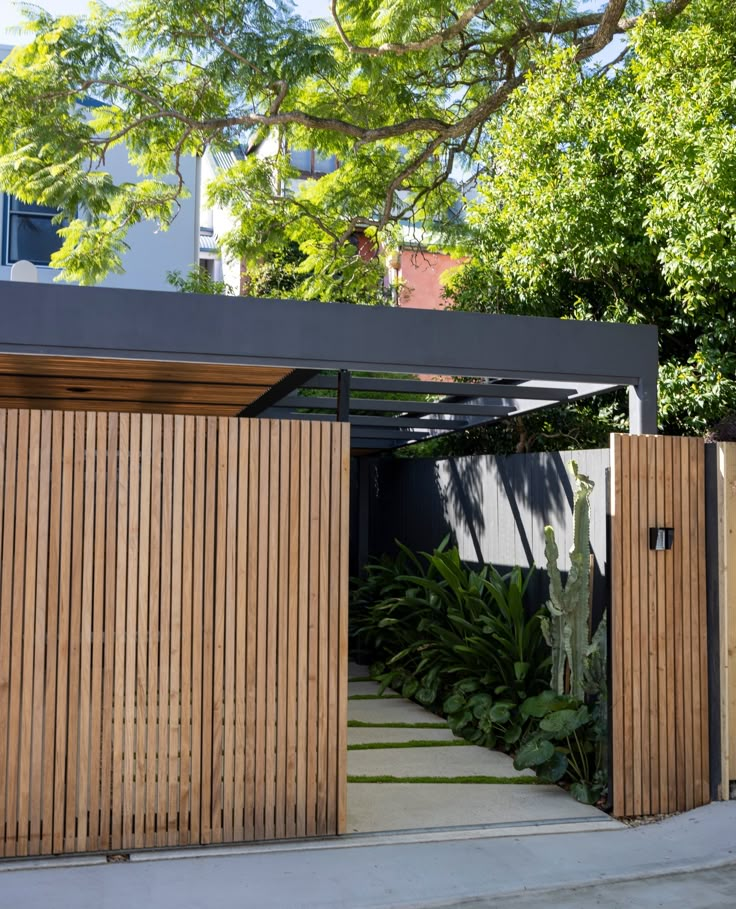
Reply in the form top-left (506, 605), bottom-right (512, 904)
top-left (346, 782), bottom-right (608, 834)
top-left (348, 680), bottom-right (398, 697)
top-left (348, 744), bottom-right (534, 779)
top-left (348, 662), bottom-right (371, 679)
top-left (348, 697), bottom-right (446, 725)
top-left (348, 726), bottom-right (459, 746)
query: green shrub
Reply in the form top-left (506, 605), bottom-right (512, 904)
top-left (513, 689), bottom-right (607, 804)
top-left (351, 530), bottom-right (609, 807)
top-left (350, 540), bottom-right (549, 745)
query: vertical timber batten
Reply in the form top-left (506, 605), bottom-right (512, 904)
top-left (611, 433), bottom-right (710, 817)
top-left (0, 409), bottom-right (348, 857)
top-left (715, 443), bottom-right (736, 797)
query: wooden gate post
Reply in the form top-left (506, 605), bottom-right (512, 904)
top-left (611, 434), bottom-right (709, 817)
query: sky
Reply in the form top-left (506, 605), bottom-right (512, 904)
top-left (0, 0), bottom-right (330, 44)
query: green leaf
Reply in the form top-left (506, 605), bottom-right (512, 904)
top-left (415, 686), bottom-right (437, 706)
top-left (539, 706), bottom-right (589, 737)
top-left (570, 781), bottom-right (599, 804)
top-left (513, 738), bottom-right (555, 770)
top-left (535, 750), bottom-right (568, 783)
top-left (402, 677), bottom-right (419, 699)
top-left (521, 691), bottom-right (574, 719)
top-left (443, 693), bottom-right (466, 715)
top-left (455, 678), bottom-right (482, 694)
top-left (489, 702), bottom-right (512, 724)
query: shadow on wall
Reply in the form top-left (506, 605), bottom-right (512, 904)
top-left (361, 448), bottom-right (610, 616)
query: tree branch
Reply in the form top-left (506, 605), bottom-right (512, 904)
top-left (575, 0), bottom-right (627, 59)
top-left (331, 0), bottom-right (497, 56)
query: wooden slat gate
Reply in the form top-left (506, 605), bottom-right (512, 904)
top-left (611, 433), bottom-right (709, 817)
top-left (0, 409), bottom-right (349, 857)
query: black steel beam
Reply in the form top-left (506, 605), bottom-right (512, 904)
top-left (238, 368), bottom-right (319, 417)
top-left (346, 426), bottom-right (435, 439)
top-left (303, 375), bottom-right (577, 401)
top-left (268, 412), bottom-right (468, 430)
top-left (275, 396), bottom-right (514, 417)
top-left (336, 369), bottom-right (351, 422)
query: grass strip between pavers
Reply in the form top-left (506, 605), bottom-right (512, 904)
top-left (348, 720), bottom-right (448, 729)
top-left (348, 775), bottom-right (546, 785)
top-left (348, 693), bottom-right (403, 700)
top-left (348, 676), bottom-right (372, 682)
top-left (348, 739), bottom-right (472, 751)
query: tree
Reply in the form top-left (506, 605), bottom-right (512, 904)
top-left (444, 0), bottom-right (736, 443)
top-left (0, 0), bottom-right (692, 288)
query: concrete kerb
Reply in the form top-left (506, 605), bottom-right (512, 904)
top-left (0, 816), bottom-right (622, 874)
top-left (415, 856), bottom-right (736, 909)
top-left (1, 804), bottom-right (735, 909)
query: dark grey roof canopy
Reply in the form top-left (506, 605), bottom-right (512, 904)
top-left (0, 281), bottom-right (658, 452)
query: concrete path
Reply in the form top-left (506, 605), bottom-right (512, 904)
top-left (346, 663), bottom-right (614, 835)
top-left (2, 802), bottom-right (734, 909)
top-left (450, 864), bottom-right (736, 908)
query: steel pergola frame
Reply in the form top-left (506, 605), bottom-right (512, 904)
top-left (0, 281), bottom-right (658, 451)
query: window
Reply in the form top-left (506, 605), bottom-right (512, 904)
top-left (314, 153), bottom-right (337, 174)
top-left (3, 196), bottom-right (65, 267)
top-left (289, 149), bottom-right (313, 171)
top-left (289, 148), bottom-right (338, 177)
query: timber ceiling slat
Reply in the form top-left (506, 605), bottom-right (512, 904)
top-left (0, 398), bottom-right (246, 417)
top-left (0, 353), bottom-right (296, 416)
top-left (0, 354), bottom-right (293, 388)
top-left (0, 376), bottom-right (274, 406)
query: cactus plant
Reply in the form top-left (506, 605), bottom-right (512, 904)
top-left (540, 461), bottom-right (595, 701)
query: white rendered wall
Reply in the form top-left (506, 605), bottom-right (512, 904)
top-left (0, 43), bottom-right (199, 293)
top-left (199, 153), bottom-right (241, 292)
top-left (0, 146), bottom-right (198, 291)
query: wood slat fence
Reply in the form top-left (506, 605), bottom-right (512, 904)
top-left (713, 442), bottom-right (736, 797)
top-left (0, 409), bottom-right (349, 857)
top-left (611, 433), bottom-right (709, 816)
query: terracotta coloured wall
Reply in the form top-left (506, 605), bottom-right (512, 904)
top-left (398, 249), bottom-right (465, 311)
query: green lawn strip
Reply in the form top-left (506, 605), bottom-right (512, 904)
top-left (348, 739), bottom-right (472, 751)
top-left (348, 775), bottom-right (545, 785)
top-left (348, 720), bottom-right (448, 729)
top-left (348, 693), bottom-right (403, 700)
top-left (348, 676), bottom-right (372, 682)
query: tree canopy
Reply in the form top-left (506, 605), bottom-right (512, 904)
top-left (0, 0), bottom-right (691, 289)
top-left (444, 0), bottom-right (736, 443)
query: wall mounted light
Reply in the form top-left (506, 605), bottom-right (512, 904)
top-left (649, 527), bottom-right (675, 551)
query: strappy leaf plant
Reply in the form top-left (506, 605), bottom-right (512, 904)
top-left (350, 541), bottom-right (549, 747)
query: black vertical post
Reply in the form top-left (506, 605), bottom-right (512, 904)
top-left (705, 443), bottom-right (724, 801)
top-left (336, 369), bottom-right (351, 423)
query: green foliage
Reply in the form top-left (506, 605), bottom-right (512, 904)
top-left (513, 690), bottom-right (607, 804)
top-left (0, 0), bottom-right (690, 293)
top-left (447, 0), bottom-right (736, 440)
top-left (541, 461), bottom-right (595, 700)
top-left (350, 540), bottom-right (549, 751)
top-left (167, 266), bottom-right (236, 296)
top-left (515, 462), bottom-right (609, 804)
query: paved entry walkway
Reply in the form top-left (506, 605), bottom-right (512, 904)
top-left (346, 663), bottom-right (620, 836)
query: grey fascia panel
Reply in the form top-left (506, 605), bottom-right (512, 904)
top-left (0, 282), bottom-right (657, 388)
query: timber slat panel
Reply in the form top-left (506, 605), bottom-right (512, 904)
top-left (0, 409), bottom-right (347, 858)
top-left (265, 422), bottom-right (279, 840)
top-left (169, 416), bottom-right (185, 846)
top-left (611, 434), bottom-right (709, 817)
top-left (276, 423), bottom-right (290, 839)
